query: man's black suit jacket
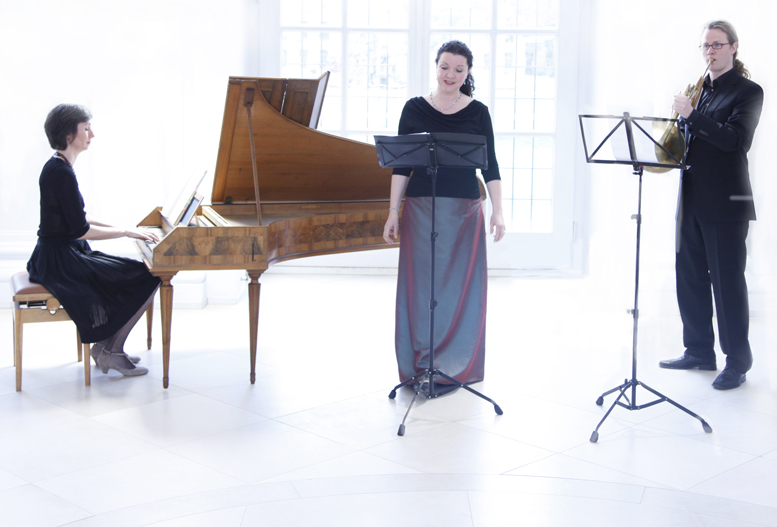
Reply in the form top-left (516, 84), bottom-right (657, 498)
top-left (680, 69), bottom-right (763, 222)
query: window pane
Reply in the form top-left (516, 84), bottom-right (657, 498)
top-left (346, 32), bottom-right (408, 131)
top-left (348, 0), bottom-right (409, 28)
top-left (489, 96), bottom-right (550, 130)
top-left (494, 137), bottom-right (514, 199)
top-left (513, 168), bottom-right (533, 200)
top-left (508, 200), bottom-right (532, 231)
top-left (534, 137), bottom-right (553, 168)
top-left (386, 97), bottom-right (407, 131)
top-left (281, 30), bottom-right (343, 129)
top-left (495, 136), bottom-right (515, 173)
top-left (515, 68), bottom-right (538, 98)
top-left (534, 99), bottom-right (555, 132)
top-left (431, 0), bottom-right (492, 29)
top-left (281, 0), bottom-right (342, 27)
top-left (346, 96), bottom-right (368, 129)
top-left (513, 137), bottom-right (534, 168)
top-left (494, 136), bottom-right (554, 232)
top-left (504, 198), bottom-right (553, 232)
top-left (532, 168), bottom-right (553, 200)
top-left (320, 95), bottom-right (342, 130)
top-left (535, 67), bottom-right (556, 99)
top-left (499, 167), bottom-right (515, 202)
top-left (493, 98), bottom-right (516, 130)
top-left (496, 34), bottom-right (556, 70)
top-left (493, 34), bottom-right (555, 133)
top-left (516, 100), bottom-right (536, 131)
top-left (497, 0), bottom-right (559, 30)
top-left (281, 30), bottom-right (343, 78)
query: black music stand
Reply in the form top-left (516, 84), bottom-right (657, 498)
top-left (374, 132), bottom-right (503, 436)
top-left (578, 112), bottom-right (712, 443)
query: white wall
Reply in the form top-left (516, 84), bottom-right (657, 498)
top-left (578, 0), bottom-right (776, 316)
top-left (0, 0), bottom-right (262, 306)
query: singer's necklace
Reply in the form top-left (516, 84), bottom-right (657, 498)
top-left (430, 91), bottom-right (461, 112)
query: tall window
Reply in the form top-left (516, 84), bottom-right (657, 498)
top-left (280, 0), bottom-right (409, 143)
top-left (279, 0), bottom-right (561, 234)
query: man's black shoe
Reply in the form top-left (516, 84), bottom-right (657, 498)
top-left (659, 353), bottom-right (717, 370)
top-left (712, 367), bottom-right (746, 390)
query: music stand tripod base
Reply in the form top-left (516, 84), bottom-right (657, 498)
top-left (389, 369), bottom-right (503, 436)
top-left (590, 378), bottom-right (713, 443)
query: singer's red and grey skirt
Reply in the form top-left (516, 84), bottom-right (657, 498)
top-left (395, 196), bottom-right (488, 385)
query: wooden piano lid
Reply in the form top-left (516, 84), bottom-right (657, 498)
top-left (211, 74), bottom-right (392, 206)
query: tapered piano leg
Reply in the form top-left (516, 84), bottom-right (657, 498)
top-left (157, 273), bottom-right (176, 389)
top-left (248, 271), bottom-right (263, 384)
top-left (146, 296), bottom-right (154, 351)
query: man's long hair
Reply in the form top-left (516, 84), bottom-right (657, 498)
top-left (705, 20), bottom-right (750, 79)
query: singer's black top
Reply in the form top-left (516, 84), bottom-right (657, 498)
top-left (393, 97), bottom-right (500, 200)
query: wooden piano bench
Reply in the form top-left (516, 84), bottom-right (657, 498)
top-left (11, 271), bottom-right (91, 391)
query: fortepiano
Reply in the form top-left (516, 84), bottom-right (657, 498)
top-left (137, 73), bottom-right (395, 388)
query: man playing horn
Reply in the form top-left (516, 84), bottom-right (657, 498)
top-left (659, 20), bottom-right (763, 390)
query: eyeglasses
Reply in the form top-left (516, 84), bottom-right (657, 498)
top-left (699, 43), bottom-right (731, 51)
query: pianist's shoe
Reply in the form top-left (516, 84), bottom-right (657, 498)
top-left (96, 350), bottom-right (149, 377)
top-left (90, 343), bottom-right (140, 365)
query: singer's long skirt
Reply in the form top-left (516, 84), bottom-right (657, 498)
top-left (395, 196), bottom-right (488, 384)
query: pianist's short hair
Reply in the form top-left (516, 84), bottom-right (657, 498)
top-left (44, 104), bottom-right (92, 150)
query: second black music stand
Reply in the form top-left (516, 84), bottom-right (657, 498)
top-left (578, 112), bottom-right (712, 443)
top-left (375, 132), bottom-right (503, 436)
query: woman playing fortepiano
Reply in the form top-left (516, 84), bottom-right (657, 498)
top-left (26, 104), bottom-right (161, 377)
top-left (383, 40), bottom-right (505, 388)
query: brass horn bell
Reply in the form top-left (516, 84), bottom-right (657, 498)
top-left (645, 59), bottom-right (713, 174)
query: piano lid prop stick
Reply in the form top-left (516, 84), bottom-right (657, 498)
top-left (244, 87), bottom-right (263, 225)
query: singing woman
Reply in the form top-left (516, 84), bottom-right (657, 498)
top-left (383, 40), bottom-right (505, 387)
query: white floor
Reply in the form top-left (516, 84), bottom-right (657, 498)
top-left (1, 272), bottom-right (776, 526)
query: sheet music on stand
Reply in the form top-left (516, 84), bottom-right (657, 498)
top-left (579, 113), bottom-right (686, 169)
top-left (161, 169), bottom-right (209, 227)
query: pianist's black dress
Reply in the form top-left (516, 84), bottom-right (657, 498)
top-left (26, 156), bottom-right (161, 343)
